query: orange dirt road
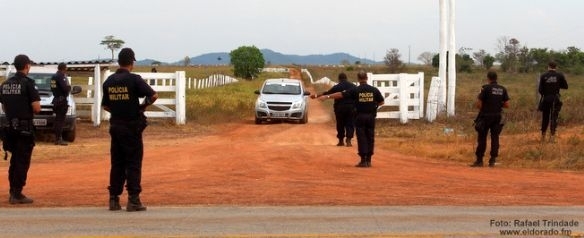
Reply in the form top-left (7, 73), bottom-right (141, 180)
top-left (1, 95), bottom-right (583, 207)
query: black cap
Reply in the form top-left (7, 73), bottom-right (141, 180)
top-left (13, 54), bottom-right (32, 70)
top-left (118, 48), bottom-right (136, 66)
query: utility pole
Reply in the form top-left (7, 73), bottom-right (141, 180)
top-left (439, 0), bottom-right (456, 117)
top-left (408, 45), bottom-right (411, 65)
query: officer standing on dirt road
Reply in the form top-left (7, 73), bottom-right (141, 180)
top-left (50, 63), bottom-right (71, 146)
top-left (311, 72), bottom-right (356, 147)
top-left (470, 71), bottom-right (509, 168)
top-left (102, 48), bottom-right (158, 212)
top-left (316, 70), bottom-right (384, 167)
top-left (0, 54), bottom-right (41, 204)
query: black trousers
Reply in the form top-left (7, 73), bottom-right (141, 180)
top-left (8, 132), bottom-right (35, 192)
top-left (475, 115), bottom-right (503, 162)
top-left (53, 103), bottom-right (68, 139)
top-left (355, 113), bottom-right (376, 158)
top-left (540, 95), bottom-right (562, 135)
top-left (108, 123), bottom-right (144, 197)
top-left (334, 104), bottom-right (355, 139)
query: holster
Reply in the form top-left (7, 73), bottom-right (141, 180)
top-left (1, 126), bottom-right (16, 160)
top-left (9, 119), bottom-right (34, 135)
top-left (52, 96), bottom-right (68, 106)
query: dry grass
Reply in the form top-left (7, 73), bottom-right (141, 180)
top-left (309, 66), bottom-right (584, 171)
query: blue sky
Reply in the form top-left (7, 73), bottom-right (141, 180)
top-left (1, 0), bottom-right (583, 63)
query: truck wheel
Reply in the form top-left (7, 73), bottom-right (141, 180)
top-left (63, 125), bottom-right (76, 142)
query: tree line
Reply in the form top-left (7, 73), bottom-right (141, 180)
top-left (414, 36), bottom-right (584, 74)
top-left (102, 35), bottom-right (584, 79)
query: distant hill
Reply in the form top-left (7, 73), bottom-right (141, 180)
top-left (136, 49), bottom-right (377, 66)
top-left (136, 58), bottom-right (162, 66)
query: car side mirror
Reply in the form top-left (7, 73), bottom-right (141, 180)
top-left (254, 90), bottom-right (260, 95)
top-left (71, 86), bottom-right (82, 95)
top-left (303, 91), bottom-right (311, 96)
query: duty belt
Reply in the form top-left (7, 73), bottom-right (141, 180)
top-left (8, 118), bottom-right (34, 131)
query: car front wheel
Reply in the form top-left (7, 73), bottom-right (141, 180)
top-left (62, 123), bottom-right (76, 142)
top-left (299, 112), bottom-right (308, 124)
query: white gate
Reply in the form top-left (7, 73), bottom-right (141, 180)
top-left (77, 70), bottom-right (186, 126)
top-left (368, 72), bottom-right (425, 124)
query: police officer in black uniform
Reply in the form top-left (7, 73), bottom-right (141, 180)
top-left (0, 54), bottom-right (41, 204)
top-left (50, 63), bottom-right (71, 146)
top-left (102, 48), bottom-right (158, 211)
top-left (317, 71), bottom-right (384, 167)
top-left (312, 72), bottom-right (356, 146)
top-left (538, 61), bottom-right (568, 143)
top-left (471, 71), bottom-right (510, 168)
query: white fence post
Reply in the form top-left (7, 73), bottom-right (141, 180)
top-left (398, 73), bottom-right (409, 124)
top-left (175, 71), bottom-right (186, 125)
top-left (417, 72), bottom-right (425, 119)
top-left (426, 76), bottom-right (442, 122)
top-left (93, 65), bottom-right (103, 126)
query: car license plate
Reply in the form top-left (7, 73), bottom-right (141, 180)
top-left (33, 119), bottom-right (47, 126)
top-left (272, 112), bottom-right (286, 117)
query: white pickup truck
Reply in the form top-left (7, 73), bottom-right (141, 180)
top-left (1, 66), bottom-right (82, 142)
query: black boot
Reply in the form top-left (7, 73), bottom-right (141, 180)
top-left (109, 195), bottom-right (121, 211)
top-left (355, 156), bottom-right (367, 168)
top-left (9, 189), bottom-right (33, 204)
top-left (336, 138), bottom-right (344, 146)
top-left (488, 158), bottom-right (497, 168)
top-left (366, 156), bottom-right (372, 167)
top-left (470, 158), bottom-right (484, 167)
top-left (127, 195), bottom-right (147, 212)
top-left (345, 138), bottom-right (352, 147)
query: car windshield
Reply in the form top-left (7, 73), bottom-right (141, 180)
top-left (6, 73), bottom-right (52, 91)
top-left (262, 83), bottom-right (301, 95)
top-left (28, 73), bottom-right (52, 91)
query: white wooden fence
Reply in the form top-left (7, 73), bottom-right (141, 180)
top-left (368, 72), bottom-right (425, 124)
top-left (313, 76), bottom-right (336, 85)
top-left (75, 70), bottom-right (186, 126)
top-left (187, 74), bottom-right (238, 89)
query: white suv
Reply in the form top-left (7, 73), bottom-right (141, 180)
top-left (254, 78), bottom-right (310, 124)
top-left (1, 66), bottom-right (81, 141)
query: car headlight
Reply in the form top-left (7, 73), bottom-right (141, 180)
top-left (257, 100), bottom-right (267, 109)
top-left (291, 101), bottom-right (304, 109)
